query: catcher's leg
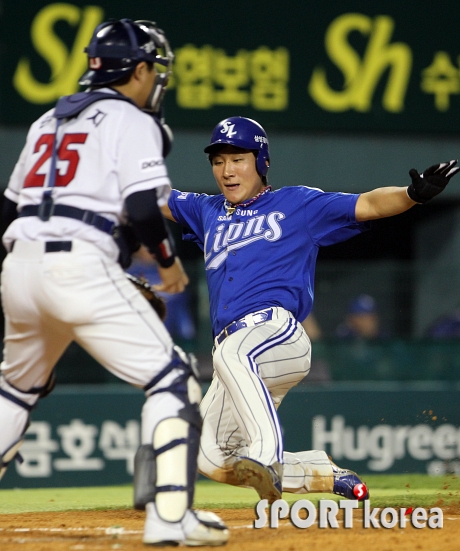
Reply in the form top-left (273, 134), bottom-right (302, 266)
top-left (0, 391), bottom-right (29, 480)
top-left (134, 348), bottom-right (229, 546)
top-left (0, 248), bottom-right (72, 481)
top-left (0, 370), bottom-right (58, 481)
top-left (0, 313), bottom-right (64, 483)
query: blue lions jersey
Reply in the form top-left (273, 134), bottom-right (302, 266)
top-left (169, 187), bottom-right (368, 337)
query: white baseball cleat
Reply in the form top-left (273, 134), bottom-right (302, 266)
top-left (143, 504), bottom-right (229, 547)
top-left (181, 511), bottom-right (229, 547)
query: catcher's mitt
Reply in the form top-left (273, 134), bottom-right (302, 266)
top-left (126, 273), bottom-right (167, 321)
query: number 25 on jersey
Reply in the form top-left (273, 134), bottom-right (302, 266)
top-left (24, 133), bottom-right (88, 188)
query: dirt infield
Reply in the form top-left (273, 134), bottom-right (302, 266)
top-left (0, 506), bottom-right (459, 551)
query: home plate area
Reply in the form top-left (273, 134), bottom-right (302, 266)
top-left (0, 506), bottom-right (459, 551)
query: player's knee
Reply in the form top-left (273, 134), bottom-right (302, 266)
top-left (37, 369), bottom-right (57, 399)
top-left (0, 375), bottom-right (36, 477)
top-left (0, 428), bottom-right (29, 482)
top-left (197, 451), bottom-right (221, 482)
top-left (0, 437), bottom-right (26, 481)
top-left (197, 447), bottom-right (208, 475)
top-left (197, 440), bottom-right (224, 476)
top-left (143, 345), bottom-right (203, 443)
top-left (0, 370), bottom-right (56, 410)
top-left (144, 346), bottom-right (201, 401)
top-left (0, 395), bottom-right (30, 482)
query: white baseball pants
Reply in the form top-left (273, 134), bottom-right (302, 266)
top-left (0, 239), bottom-right (177, 457)
top-left (198, 307), bottom-right (334, 493)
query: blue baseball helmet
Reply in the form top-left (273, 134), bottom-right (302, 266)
top-left (79, 19), bottom-right (173, 111)
top-left (204, 116), bottom-right (270, 177)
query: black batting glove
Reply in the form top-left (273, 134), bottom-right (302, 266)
top-left (407, 160), bottom-right (460, 203)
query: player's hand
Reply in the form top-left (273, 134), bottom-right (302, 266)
top-left (154, 258), bottom-right (189, 294)
top-left (407, 160), bottom-right (460, 203)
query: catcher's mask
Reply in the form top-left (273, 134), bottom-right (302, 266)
top-left (79, 18), bottom-right (174, 113)
top-left (204, 116), bottom-right (270, 177)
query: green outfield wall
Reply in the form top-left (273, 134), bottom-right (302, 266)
top-left (3, 1), bottom-right (460, 199)
top-left (1, 0), bottom-right (460, 134)
top-left (1, 383), bottom-right (459, 489)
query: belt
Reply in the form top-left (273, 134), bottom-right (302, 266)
top-left (215, 308), bottom-right (275, 346)
top-left (45, 241), bottom-right (72, 252)
top-left (18, 204), bottom-right (115, 235)
top-left (11, 240), bottom-right (72, 253)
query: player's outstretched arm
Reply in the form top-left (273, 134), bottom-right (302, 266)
top-left (355, 186), bottom-right (415, 221)
top-left (355, 160), bottom-right (460, 222)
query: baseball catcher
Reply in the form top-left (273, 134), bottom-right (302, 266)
top-left (0, 18), bottom-right (228, 547)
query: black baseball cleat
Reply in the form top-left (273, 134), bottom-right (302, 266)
top-left (233, 457), bottom-right (282, 504)
top-left (331, 463), bottom-right (369, 501)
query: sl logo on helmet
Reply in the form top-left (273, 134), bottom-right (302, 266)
top-left (220, 121), bottom-right (237, 138)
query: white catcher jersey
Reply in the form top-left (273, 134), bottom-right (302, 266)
top-left (3, 88), bottom-right (171, 259)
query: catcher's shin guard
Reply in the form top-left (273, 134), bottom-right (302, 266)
top-left (134, 347), bottom-right (202, 522)
top-left (133, 444), bottom-right (156, 508)
top-left (155, 416), bottom-right (193, 522)
top-left (134, 411), bottom-right (201, 522)
top-left (0, 375), bottom-right (35, 481)
top-left (0, 438), bottom-right (25, 481)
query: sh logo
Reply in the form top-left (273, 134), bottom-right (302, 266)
top-left (220, 121), bottom-right (237, 138)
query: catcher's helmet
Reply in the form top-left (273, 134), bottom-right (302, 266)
top-left (204, 116), bottom-right (270, 177)
top-left (79, 18), bottom-right (173, 112)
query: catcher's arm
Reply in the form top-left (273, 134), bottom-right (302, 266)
top-left (125, 188), bottom-right (176, 267)
top-left (125, 273), bottom-right (167, 320)
top-left (124, 188), bottom-right (188, 292)
top-left (154, 258), bottom-right (189, 294)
